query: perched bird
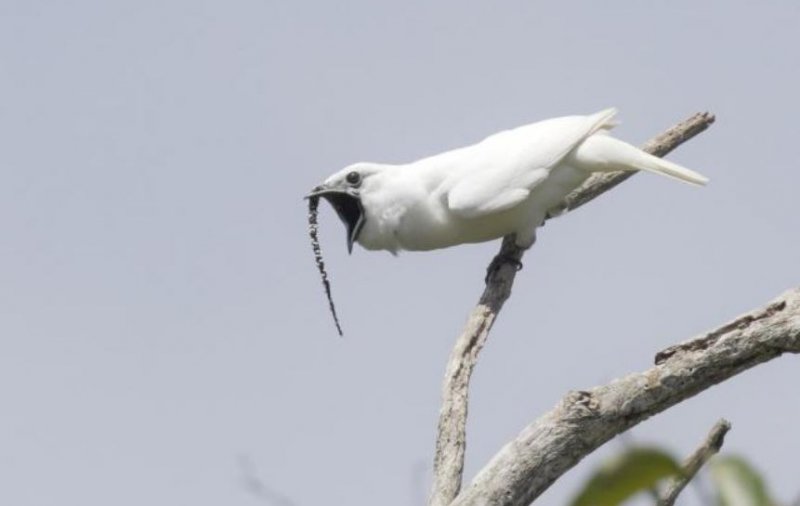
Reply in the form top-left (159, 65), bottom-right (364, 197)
top-left (308, 108), bottom-right (707, 256)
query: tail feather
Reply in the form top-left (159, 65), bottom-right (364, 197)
top-left (569, 134), bottom-right (709, 186)
top-left (637, 153), bottom-right (709, 186)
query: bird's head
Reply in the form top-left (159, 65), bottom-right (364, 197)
top-left (306, 162), bottom-right (388, 253)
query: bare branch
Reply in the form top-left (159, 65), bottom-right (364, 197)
top-left (451, 288), bottom-right (800, 506)
top-left (428, 112), bottom-right (716, 506)
top-left (657, 419), bottom-right (732, 506)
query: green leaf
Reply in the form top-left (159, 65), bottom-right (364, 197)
top-left (569, 446), bottom-right (681, 506)
top-left (710, 455), bottom-right (775, 506)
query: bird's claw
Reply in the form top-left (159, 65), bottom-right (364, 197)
top-left (485, 253), bottom-right (524, 283)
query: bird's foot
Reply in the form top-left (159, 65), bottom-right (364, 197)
top-left (485, 253), bottom-right (523, 284)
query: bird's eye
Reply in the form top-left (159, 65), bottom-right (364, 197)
top-left (345, 171), bottom-right (361, 186)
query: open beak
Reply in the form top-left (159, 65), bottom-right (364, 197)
top-left (306, 185), bottom-right (365, 254)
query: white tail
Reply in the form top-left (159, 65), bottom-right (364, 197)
top-left (569, 134), bottom-right (709, 186)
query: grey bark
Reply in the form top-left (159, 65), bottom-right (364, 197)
top-left (657, 419), bottom-right (731, 506)
top-left (429, 112), bottom-right (716, 506)
top-left (451, 288), bottom-right (800, 505)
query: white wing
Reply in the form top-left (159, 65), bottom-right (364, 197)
top-left (444, 108), bottom-right (618, 219)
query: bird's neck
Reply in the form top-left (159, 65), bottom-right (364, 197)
top-left (357, 166), bottom-right (423, 252)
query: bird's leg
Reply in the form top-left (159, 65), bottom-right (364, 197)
top-left (484, 235), bottom-right (527, 284)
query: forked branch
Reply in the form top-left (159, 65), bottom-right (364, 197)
top-left (451, 288), bottom-right (800, 505)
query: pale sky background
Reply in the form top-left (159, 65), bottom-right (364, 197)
top-left (1, 1), bottom-right (799, 505)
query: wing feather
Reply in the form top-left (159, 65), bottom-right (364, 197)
top-left (446, 108), bottom-right (617, 219)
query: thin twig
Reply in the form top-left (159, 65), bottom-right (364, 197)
top-left (451, 288), bottom-right (800, 505)
top-left (657, 419), bottom-right (732, 506)
top-left (238, 455), bottom-right (299, 506)
top-left (428, 112), bottom-right (715, 506)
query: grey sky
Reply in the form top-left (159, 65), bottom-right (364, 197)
top-left (1, 1), bottom-right (798, 505)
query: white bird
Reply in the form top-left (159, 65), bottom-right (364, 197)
top-left (308, 108), bottom-right (707, 257)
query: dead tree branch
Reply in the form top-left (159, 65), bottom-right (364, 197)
top-left (451, 288), bottom-right (800, 505)
top-left (657, 419), bottom-right (732, 506)
top-left (429, 112), bottom-right (716, 506)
